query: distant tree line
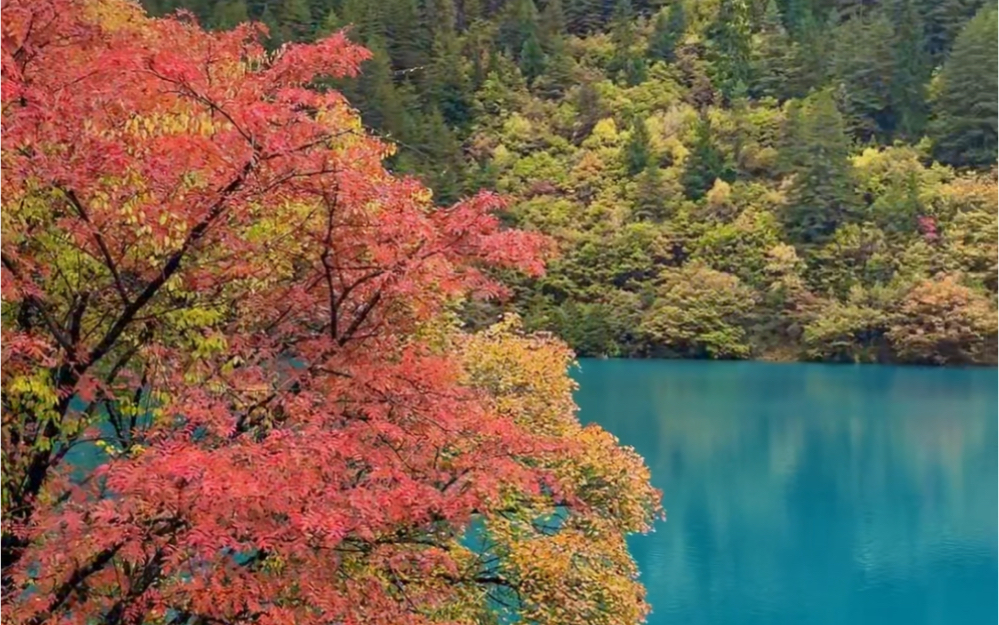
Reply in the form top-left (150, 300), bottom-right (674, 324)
top-left (145, 0), bottom-right (999, 364)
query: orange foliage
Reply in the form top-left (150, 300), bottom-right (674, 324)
top-left (888, 275), bottom-right (998, 365)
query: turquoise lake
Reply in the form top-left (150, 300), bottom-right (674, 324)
top-left (573, 360), bottom-right (998, 625)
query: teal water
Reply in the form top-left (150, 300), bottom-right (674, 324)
top-left (573, 360), bottom-right (998, 625)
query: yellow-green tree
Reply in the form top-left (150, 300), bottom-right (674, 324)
top-left (638, 264), bottom-right (756, 358)
top-left (459, 315), bottom-right (663, 625)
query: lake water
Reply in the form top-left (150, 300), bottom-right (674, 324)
top-left (573, 360), bottom-right (997, 625)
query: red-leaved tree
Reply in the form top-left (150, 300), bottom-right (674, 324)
top-left (1, 2), bottom-right (662, 624)
top-left (2, 0), bottom-right (659, 625)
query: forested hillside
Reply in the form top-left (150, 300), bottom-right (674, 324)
top-left (145, 0), bottom-right (999, 364)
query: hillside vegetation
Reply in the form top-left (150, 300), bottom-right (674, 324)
top-left (146, 0), bottom-right (999, 364)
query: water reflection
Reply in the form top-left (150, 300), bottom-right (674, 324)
top-left (574, 361), bottom-right (998, 625)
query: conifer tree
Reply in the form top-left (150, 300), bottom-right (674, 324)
top-left (624, 56), bottom-right (648, 86)
top-left (355, 37), bottom-right (411, 142)
top-left (918, 0), bottom-right (987, 58)
top-left (210, 0), bottom-right (249, 29)
top-left (540, 0), bottom-right (568, 45)
top-left (566, 0), bottom-right (605, 33)
top-left (750, 0), bottom-right (795, 100)
top-left (340, 0), bottom-right (384, 42)
top-left (427, 3), bottom-right (473, 129)
top-left (683, 116), bottom-right (734, 200)
top-left (624, 117), bottom-right (653, 175)
top-left (889, 0), bottom-right (930, 140)
top-left (781, 3), bottom-right (828, 97)
top-left (929, 6), bottom-right (998, 168)
top-left (277, 0), bottom-right (312, 41)
top-left (501, 0), bottom-right (541, 54)
top-left (781, 89), bottom-right (858, 244)
top-left (384, 0), bottom-right (428, 72)
top-left (609, 0), bottom-right (645, 84)
top-left (778, 0), bottom-right (820, 36)
top-left (709, 0), bottom-right (754, 101)
top-left (634, 163), bottom-right (669, 221)
top-left (317, 7), bottom-right (342, 35)
top-left (420, 107), bottom-right (466, 204)
top-left (536, 35), bottom-right (576, 97)
top-left (426, 0), bottom-right (458, 34)
top-left (647, 2), bottom-right (686, 62)
top-left (830, 10), bottom-right (895, 140)
top-left (259, 3), bottom-right (283, 46)
top-left (574, 81), bottom-right (604, 141)
top-left (520, 30), bottom-right (548, 83)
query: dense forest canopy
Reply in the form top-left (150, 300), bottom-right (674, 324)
top-left (146, 0), bottom-right (998, 365)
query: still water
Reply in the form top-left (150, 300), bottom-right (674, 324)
top-left (573, 360), bottom-right (997, 625)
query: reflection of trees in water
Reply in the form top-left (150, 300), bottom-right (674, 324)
top-left (574, 361), bottom-right (997, 614)
top-left (846, 410), bottom-right (996, 579)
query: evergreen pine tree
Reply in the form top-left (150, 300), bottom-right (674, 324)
top-left (419, 107), bottom-right (466, 204)
top-left (624, 117), bottom-right (652, 175)
top-left (929, 6), bottom-right (998, 168)
top-left (465, 23), bottom-right (494, 88)
top-left (501, 0), bottom-right (541, 55)
top-left (428, 31), bottom-right (474, 129)
top-left (540, 0), bottom-right (568, 46)
top-left (830, 10), bottom-right (895, 140)
top-left (460, 0), bottom-right (484, 26)
top-left (749, 0), bottom-right (795, 100)
top-left (634, 163), bottom-right (669, 221)
top-left (535, 36), bottom-right (576, 97)
top-left (918, 0), bottom-right (987, 59)
top-left (346, 37), bottom-right (384, 126)
top-left (165, 0), bottom-right (211, 21)
top-left (624, 56), bottom-right (648, 86)
top-left (610, 0), bottom-right (644, 84)
top-left (574, 81), bottom-right (604, 141)
top-left (709, 0), bottom-right (754, 102)
top-left (384, 0), bottom-right (428, 72)
top-left (277, 0), bottom-right (312, 41)
top-left (305, 0), bottom-right (329, 23)
top-left (682, 116), bottom-right (734, 200)
top-left (611, 0), bottom-right (636, 39)
top-left (778, 0), bottom-right (820, 37)
top-left (210, 0), bottom-right (249, 29)
top-left (780, 89), bottom-right (858, 244)
top-left (426, 0), bottom-right (458, 35)
top-left (889, 0), bottom-right (930, 140)
top-left (418, 0), bottom-right (472, 129)
top-left (355, 38), bottom-right (411, 141)
top-left (340, 0), bottom-right (384, 42)
top-left (259, 4), bottom-right (283, 46)
top-left (785, 9), bottom-right (828, 97)
top-left (565, 0), bottom-right (605, 34)
top-left (520, 31), bottom-right (548, 83)
top-left (647, 2), bottom-right (686, 63)
top-left (317, 8), bottom-right (342, 36)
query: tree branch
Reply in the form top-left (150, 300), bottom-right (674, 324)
top-left (83, 158), bottom-right (255, 373)
top-left (319, 187), bottom-right (340, 340)
top-left (25, 543), bottom-right (123, 625)
top-left (60, 187), bottom-right (131, 306)
top-left (338, 291), bottom-right (382, 347)
top-left (1, 252), bottom-right (76, 355)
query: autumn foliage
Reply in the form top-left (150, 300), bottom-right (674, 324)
top-left (0, 2), bottom-right (661, 624)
